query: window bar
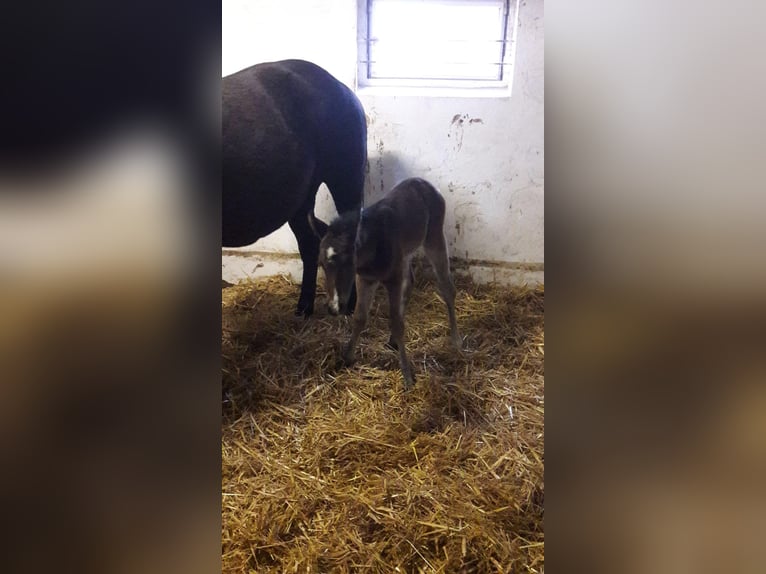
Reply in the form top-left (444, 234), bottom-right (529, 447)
top-left (498, 0), bottom-right (510, 81)
top-left (366, 0), bottom-right (373, 81)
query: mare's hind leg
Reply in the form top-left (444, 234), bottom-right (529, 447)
top-left (384, 275), bottom-right (416, 389)
top-left (424, 233), bottom-right (462, 349)
top-left (289, 205), bottom-right (321, 317)
top-left (343, 277), bottom-right (378, 365)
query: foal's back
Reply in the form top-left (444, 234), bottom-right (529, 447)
top-left (371, 177), bottom-right (446, 254)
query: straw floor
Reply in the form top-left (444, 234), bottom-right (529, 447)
top-left (222, 267), bottom-right (544, 573)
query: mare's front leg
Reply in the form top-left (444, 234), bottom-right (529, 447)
top-left (289, 210), bottom-right (321, 317)
top-left (343, 277), bottom-right (378, 364)
top-left (385, 275), bottom-right (415, 389)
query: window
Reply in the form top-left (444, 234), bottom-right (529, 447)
top-left (358, 0), bottom-right (518, 89)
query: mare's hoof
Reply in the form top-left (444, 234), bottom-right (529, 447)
top-left (386, 337), bottom-right (399, 352)
top-left (295, 301), bottom-right (314, 318)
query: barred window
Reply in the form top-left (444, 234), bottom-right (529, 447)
top-left (358, 0), bottom-right (518, 88)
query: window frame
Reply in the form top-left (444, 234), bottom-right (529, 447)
top-left (356, 0), bottom-right (520, 93)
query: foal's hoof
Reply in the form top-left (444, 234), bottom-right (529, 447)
top-left (451, 333), bottom-right (464, 351)
top-left (401, 362), bottom-right (416, 390)
top-left (386, 337), bottom-right (399, 352)
top-left (341, 347), bottom-right (356, 366)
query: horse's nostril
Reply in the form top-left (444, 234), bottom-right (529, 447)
top-left (327, 305), bottom-right (338, 316)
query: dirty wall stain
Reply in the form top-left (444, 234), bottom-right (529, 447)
top-left (447, 113), bottom-right (484, 152)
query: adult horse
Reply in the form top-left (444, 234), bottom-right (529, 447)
top-left (223, 59), bottom-right (366, 316)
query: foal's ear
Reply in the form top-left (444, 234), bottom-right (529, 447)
top-left (307, 212), bottom-right (329, 239)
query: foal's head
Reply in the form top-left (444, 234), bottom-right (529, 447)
top-left (308, 211), bottom-right (358, 315)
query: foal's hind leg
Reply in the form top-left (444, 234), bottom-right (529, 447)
top-left (384, 275), bottom-right (416, 389)
top-left (424, 234), bottom-right (462, 349)
top-left (405, 259), bottom-right (415, 305)
top-left (387, 257), bottom-right (415, 351)
top-left (343, 277), bottom-right (378, 365)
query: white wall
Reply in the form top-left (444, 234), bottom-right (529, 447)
top-left (222, 0), bottom-right (543, 284)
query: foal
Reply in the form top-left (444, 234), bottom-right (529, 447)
top-left (311, 177), bottom-right (461, 388)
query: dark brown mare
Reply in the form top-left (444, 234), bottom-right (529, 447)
top-left (223, 60), bottom-right (366, 316)
top-left (310, 178), bottom-right (461, 388)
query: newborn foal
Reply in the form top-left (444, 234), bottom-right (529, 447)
top-left (311, 177), bottom-right (461, 388)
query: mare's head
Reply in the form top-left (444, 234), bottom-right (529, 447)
top-left (308, 211), bottom-right (358, 315)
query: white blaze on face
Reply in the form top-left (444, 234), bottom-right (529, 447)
top-left (326, 246), bottom-right (335, 261)
top-left (330, 289), bottom-right (339, 313)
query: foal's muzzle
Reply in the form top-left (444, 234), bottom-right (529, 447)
top-left (327, 290), bottom-right (341, 315)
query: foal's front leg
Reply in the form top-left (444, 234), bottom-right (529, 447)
top-left (342, 277), bottom-right (378, 365)
top-left (385, 276), bottom-right (415, 389)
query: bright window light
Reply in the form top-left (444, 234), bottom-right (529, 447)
top-left (363, 0), bottom-right (512, 84)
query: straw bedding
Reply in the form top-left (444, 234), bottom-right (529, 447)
top-left (222, 267), bottom-right (544, 573)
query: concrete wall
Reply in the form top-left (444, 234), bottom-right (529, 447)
top-left (222, 0), bottom-right (543, 285)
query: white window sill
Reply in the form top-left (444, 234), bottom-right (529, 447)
top-left (355, 84), bottom-right (512, 99)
